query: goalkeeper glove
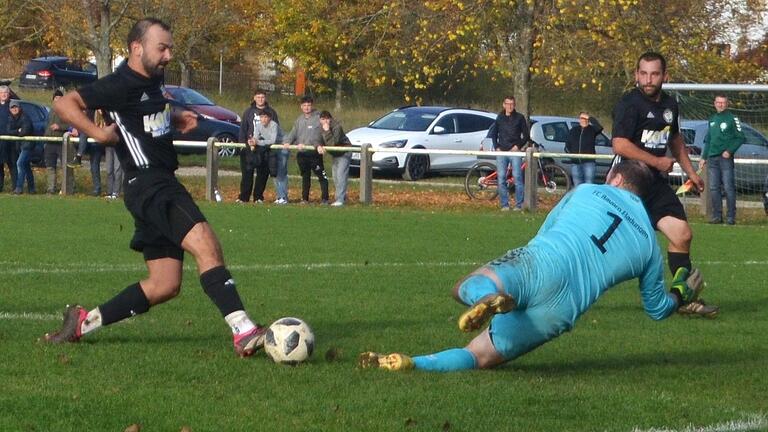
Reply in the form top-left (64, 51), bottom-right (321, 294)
top-left (669, 267), bottom-right (704, 304)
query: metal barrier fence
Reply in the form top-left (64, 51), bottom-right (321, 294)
top-left (4, 133), bottom-right (767, 219)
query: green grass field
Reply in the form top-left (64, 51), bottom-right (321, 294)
top-left (1, 194), bottom-right (767, 432)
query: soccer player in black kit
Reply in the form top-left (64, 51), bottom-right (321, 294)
top-left (612, 51), bottom-right (717, 318)
top-left (44, 18), bottom-right (268, 355)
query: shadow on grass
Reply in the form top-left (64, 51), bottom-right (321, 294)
top-left (502, 346), bottom-right (767, 375)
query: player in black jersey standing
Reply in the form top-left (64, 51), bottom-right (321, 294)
top-left (612, 51), bottom-right (718, 318)
top-left (43, 18), bottom-right (269, 355)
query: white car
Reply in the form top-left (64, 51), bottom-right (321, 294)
top-left (347, 106), bottom-right (497, 180)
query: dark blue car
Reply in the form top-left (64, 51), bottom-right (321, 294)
top-left (18, 56), bottom-right (98, 89)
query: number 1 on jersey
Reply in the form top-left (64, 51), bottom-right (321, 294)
top-left (591, 212), bottom-right (622, 254)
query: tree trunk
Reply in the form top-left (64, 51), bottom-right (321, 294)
top-left (180, 62), bottom-right (191, 87)
top-left (95, 0), bottom-right (112, 78)
top-left (512, 0), bottom-right (536, 119)
top-left (334, 79), bottom-right (343, 111)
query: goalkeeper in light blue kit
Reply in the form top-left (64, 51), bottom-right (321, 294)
top-left (360, 160), bottom-right (707, 372)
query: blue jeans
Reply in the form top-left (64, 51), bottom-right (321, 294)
top-left (332, 153), bottom-right (351, 203)
top-left (497, 155), bottom-right (524, 208)
top-left (707, 156), bottom-right (736, 223)
top-left (272, 148), bottom-right (289, 200)
top-left (571, 161), bottom-right (596, 187)
top-left (15, 144), bottom-right (40, 193)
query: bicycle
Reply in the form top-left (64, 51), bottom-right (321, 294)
top-left (464, 143), bottom-right (571, 200)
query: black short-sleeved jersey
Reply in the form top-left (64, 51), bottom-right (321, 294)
top-left (78, 61), bottom-right (177, 173)
top-left (612, 87), bottom-right (680, 159)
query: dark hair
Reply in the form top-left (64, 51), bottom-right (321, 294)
top-left (300, 95), bottom-right (314, 104)
top-left (254, 89), bottom-right (267, 96)
top-left (319, 110), bottom-right (333, 119)
top-left (258, 109), bottom-right (273, 118)
top-left (503, 96), bottom-right (516, 102)
top-left (714, 94), bottom-right (728, 101)
top-left (53, 89), bottom-right (64, 99)
top-left (636, 51), bottom-right (667, 73)
top-left (610, 160), bottom-right (653, 196)
top-left (127, 18), bottom-right (171, 51)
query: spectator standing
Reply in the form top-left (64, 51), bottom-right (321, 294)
top-left (248, 110), bottom-right (281, 203)
top-left (238, 89), bottom-right (280, 202)
top-left (44, 90), bottom-right (78, 194)
top-left (9, 100), bottom-right (35, 194)
top-left (68, 109), bottom-right (104, 196)
top-left (104, 144), bottom-right (123, 199)
top-left (565, 112), bottom-right (603, 186)
top-left (0, 85), bottom-right (18, 192)
top-left (485, 96), bottom-right (529, 211)
top-left (284, 96), bottom-right (329, 204)
top-left (699, 95), bottom-right (745, 225)
top-left (318, 110), bottom-right (352, 206)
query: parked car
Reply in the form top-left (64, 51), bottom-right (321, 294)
top-left (168, 99), bottom-right (240, 157)
top-left (347, 106), bottom-right (497, 180)
top-left (672, 119), bottom-right (768, 189)
top-left (18, 56), bottom-right (97, 89)
top-left (527, 116), bottom-right (614, 182)
top-left (163, 85), bottom-right (240, 125)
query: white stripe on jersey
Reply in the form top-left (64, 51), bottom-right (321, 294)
top-left (110, 111), bottom-right (150, 168)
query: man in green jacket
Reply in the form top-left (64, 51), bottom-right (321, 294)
top-left (700, 95), bottom-right (745, 225)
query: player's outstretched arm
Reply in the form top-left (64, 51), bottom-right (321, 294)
top-left (53, 92), bottom-right (118, 145)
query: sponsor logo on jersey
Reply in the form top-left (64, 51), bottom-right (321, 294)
top-left (140, 92), bottom-right (150, 102)
top-left (641, 125), bottom-right (671, 149)
top-left (646, 112), bottom-right (655, 119)
top-left (143, 103), bottom-right (171, 137)
top-left (720, 122), bottom-right (728, 131)
top-left (663, 109), bottom-right (674, 124)
top-left (734, 116), bottom-right (742, 131)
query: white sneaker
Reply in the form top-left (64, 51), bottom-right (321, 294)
top-left (274, 198), bottom-right (288, 205)
top-left (331, 201), bottom-right (344, 207)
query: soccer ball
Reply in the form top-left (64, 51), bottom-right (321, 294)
top-left (264, 317), bottom-right (315, 365)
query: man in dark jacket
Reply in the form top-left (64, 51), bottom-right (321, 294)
top-left (8, 100), bottom-right (34, 194)
top-left (0, 85), bottom-right (17, 192)
top-left (485, 96), bottom-right (529, 210)
top-left (238, 89), bottom-right (280, 202)
top-left (565, 112), bottom-right (603, 186)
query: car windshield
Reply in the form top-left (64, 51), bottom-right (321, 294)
top-left (369, 110), bottom-right (438, 131)
top-left (167, 87), bottom-right (214, 106)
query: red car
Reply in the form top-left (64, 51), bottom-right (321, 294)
top-left (163, 85), bottom-right (240, 125)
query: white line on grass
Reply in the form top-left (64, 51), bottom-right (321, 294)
top-left (631, 413), bottom-right (767, 432)
top-left (0, 260), bottom-right (765, 276)
top-left (0, 311), bottom-right (60, 321)
top-left (0, 260), bottom-right (484, 275)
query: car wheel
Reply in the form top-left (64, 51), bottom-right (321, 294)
top-left (402, 153), bottom-right (429, 181)
top-left (216, 134), bottom-right (238, 158)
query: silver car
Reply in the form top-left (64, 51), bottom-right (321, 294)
top-left (529, 116), bottom-right (614, 182)
top-left (676, 119), bottom-right (768, 189)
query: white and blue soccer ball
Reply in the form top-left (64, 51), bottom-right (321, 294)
top-left (264, 317), bottom-right (315, 365)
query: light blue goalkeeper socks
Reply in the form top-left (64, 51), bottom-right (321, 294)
top-left (413, 348), bottom-right (477, 372)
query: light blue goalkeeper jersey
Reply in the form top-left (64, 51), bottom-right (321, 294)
top-left (522, 184), bottom-right (678, 323)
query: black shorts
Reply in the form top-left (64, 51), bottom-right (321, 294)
top-left (123, 169), bottom-right (206, 261)
top-left (642, 174), bottom-right (687, 228)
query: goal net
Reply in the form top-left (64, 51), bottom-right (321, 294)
top-left (665, 83), bottom-right (768, 215)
